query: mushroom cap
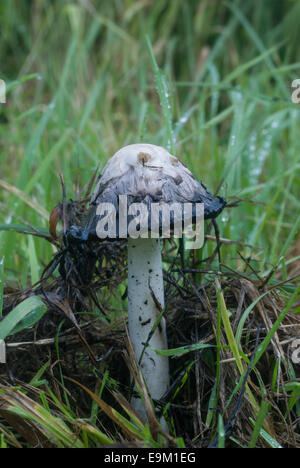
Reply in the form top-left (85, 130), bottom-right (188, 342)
top-left (81, 144), bottom-right (226, 239)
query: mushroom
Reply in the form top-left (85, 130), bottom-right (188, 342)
top-left (82, 144), bottom-right (226, 423)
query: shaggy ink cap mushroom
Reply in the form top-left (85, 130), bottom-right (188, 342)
top-left (81, 143), bottom-right (226, 240)
top-left (81, 144), bottom-right (226, 425)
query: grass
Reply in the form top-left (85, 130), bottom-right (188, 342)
top-left (0, 0), bottom-right (300, 448)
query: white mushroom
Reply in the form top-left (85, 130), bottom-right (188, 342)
top-left (85, 143), bottom-right (226, 426)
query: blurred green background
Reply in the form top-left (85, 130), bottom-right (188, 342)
top-left (1, 0), bottom-right (300, 285)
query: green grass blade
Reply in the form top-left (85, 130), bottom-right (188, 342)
top-left (248, 400), bottom-right (270, 448)
top-left (0, 296), bottom-right (47, 340)
top-left (249, 418), bottom-right (282, 448)
top-left (146, 36), bottom-right (174, 153)
top-left (217, 414), bottom-right (225, 448)
top-left (150, 343), bottom-right (212, 357)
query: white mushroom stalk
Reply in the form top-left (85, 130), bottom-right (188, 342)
top-left (85, 143), bottom-right (226, 425)
top-left (127, 236), bottom-right (169, 417)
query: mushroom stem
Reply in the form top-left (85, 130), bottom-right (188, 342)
top-left (127, 236), bottom-right (169, 419)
